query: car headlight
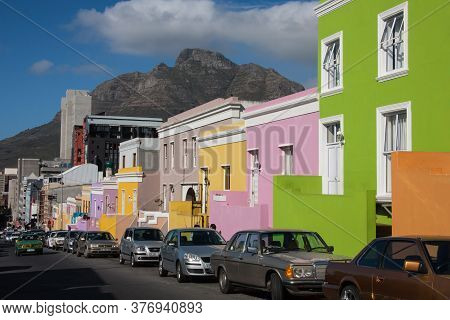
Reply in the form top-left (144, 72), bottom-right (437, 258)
top-left (112, 244), bottom-right (119, 249)
top-left (136, 246), bottom-right (146, 251)
top-left (285, 265), bottom-right (315, 279)
top-left (90, 244), bottom-right (98, 248)
top-left (184, 253), bottom-right (201, 263)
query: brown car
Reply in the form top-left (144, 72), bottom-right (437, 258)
top-left (323, 236), bottom-right (450, 299)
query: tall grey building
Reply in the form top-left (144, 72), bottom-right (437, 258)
top-left (60, 90), bottom-right (92, 160)
top-left (14, 159), bottom-right (40, 223)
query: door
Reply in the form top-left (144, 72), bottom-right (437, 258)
top-left (165, 232), bottom-right (179, 272)
top-left (324, 122), bottom-right (342, 195)
top-left (249, 151), bottom-right (259, 207)
top-left (121, 190), bottom-right (125, 215)
top-left (132, 190), bottom-right (137, 214)
top-left (373, 240), bottom-right (433, 299)
top-left (239, 233), bottom-right (265, 287)
top-left (223, 233), bottom-right (248, 283)
top-left (201, 169), bottom-right (208, 213)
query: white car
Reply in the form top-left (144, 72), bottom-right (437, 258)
top-left (47, 232), bottom-right (57, 248)
top-left (52, 231), bottom-right (68, 250)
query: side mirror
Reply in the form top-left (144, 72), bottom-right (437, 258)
top-left (168, 242), bottom-right (176, 247)
top-left (327, 246), bottom-right (334, 253)
top-left (247, 247), bottom-right (258, 254)
top-left (126, 236), bottom-right (132, 241)
top-left (404, 260), bottom-right (427, 274)
top-left (80, 237), bottom-right (85, 241)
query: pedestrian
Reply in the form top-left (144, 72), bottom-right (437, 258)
top-left (194, 224), bottom-right (200, 228)
top-left (210, 224), bottom-right (216, 230)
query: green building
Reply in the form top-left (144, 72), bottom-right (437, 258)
top-left (273, 0), bottom-right (450, 256)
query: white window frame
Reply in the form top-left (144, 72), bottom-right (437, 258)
top-left (377, 2), bottom-right (408, 82)
top-left (170, 142), bottom-right (175, 169)
top-left (321, 31), bottom-right (343, 96)
top-left (319, 114), bottom-right (344, 195)
top-left (279, 145), bottom-right (294, 175)
top-left (163, 144), bottom-right (168, 170)
top-left (162, 184), bottom-right (167, 212)
top-left (183, 139), bottom-right (188, 169)
top-left (192, 137), bottom-right (197, 168)
top-left (222, 165), bottom-right (231, 191)
top-left (376, 101), bottom-right (412, 202)
top-left (249, 149), bottom-right (260, 207)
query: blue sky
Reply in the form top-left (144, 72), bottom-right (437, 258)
top-left (0, 0), bottom-right (318, 140)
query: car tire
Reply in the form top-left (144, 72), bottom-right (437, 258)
top-left (131, 254), bottom-right (137, 267)
top-left (268, 273), bottom-right (285, 300)
top-left (340, 285), bottom-right (360, 300)
top-left (84, 247), bottom-right (90, 259)
top-left (218, 268), bottom-right (234, 294)
top-left (119, 252), bottom-right (125, 264)
top-left (176, 261), bottom-right (188, 283)
top-left (158, 258), bottom-right (168, 277)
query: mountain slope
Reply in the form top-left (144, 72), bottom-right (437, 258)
top-left (0, 48), bottom-right (304, 169)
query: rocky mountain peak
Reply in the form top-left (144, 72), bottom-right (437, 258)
top-left (175, 48), bottom-right (236, 70)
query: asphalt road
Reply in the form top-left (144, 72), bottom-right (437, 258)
top-left (0, 240), bottom-right (271, 300)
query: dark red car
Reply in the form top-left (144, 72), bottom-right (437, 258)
top-left (323, 236), bottom-right (450, 299)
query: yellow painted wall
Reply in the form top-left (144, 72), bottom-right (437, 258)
top-left (99, 215), bottom-right (117, 238)
top-left (117, 167), bottom-right (142, 216)
top-left (169, 201), bottom-right (193, 229)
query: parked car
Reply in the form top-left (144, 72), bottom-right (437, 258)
top-left (52, 231), bottom-right (68, 250)
top-left (159, 228), bottom-right (226, 282)
top-left (30, 230), bottom-right (46, 243)
top-left (7, 231), bottom-right (21, 244)
top-left (63, 230), bottom-right (81, 252)
top-left (119, 227), bottom-right (164, 267)
top-left (76, 231), bottom-right (119, 258)
top-left (15, 232), bottom-right (43, 256)
top-left (323, 236), bottom-right (450, 300)
top-left (47, 231), bottom-right (58, 248)
top-left (211, 229), bottom-right (344, 299)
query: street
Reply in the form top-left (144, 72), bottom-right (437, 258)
top-left (0, 240), bottom-right (270, 300)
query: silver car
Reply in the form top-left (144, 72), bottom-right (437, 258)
top-left (52, 231), bottom-right (68, 250)
top-left (76, 231), bottom-right (119, 258)
top-left (119, 227), bottom-right (164, 267)
top-left (158, 228), bottom-right (226, 282)
top-left (211, 229), bottom-right (346, 300)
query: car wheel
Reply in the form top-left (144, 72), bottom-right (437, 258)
top-left (340, 285), bottom-right (360, 300)
top-left (84, 247), bottom-right (90, 258)
top-left (268, 273), bottom-right (285, 300)
top-left (218, 268), bottom-right (234, 294)
top-left (176, 261), bottom-right (188, 283)
top-left (119, 252), bottom-right (125, 264)
top-left (131, 254), bottom-right (137, 267)
top-left (158, 258), bottom-right (168, 277)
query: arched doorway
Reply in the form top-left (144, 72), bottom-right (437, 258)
top-left (185, 187), bottom-right (196, 202)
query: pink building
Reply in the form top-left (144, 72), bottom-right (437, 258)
top-left (209, 89), bottom-right (320, 239)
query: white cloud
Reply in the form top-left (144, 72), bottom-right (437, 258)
top-left (73, 0), bottom-right (318, 63)
top-left (29, 59), bottom-right (54, 74)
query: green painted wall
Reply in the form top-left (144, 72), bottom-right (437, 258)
top-left (273, 0), bottom-right (450, 257)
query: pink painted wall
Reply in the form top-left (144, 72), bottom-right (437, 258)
top-left (245, 112), bottom-right (319, 227)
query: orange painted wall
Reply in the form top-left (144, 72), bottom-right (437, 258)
top-left (392, 152), bottom-right (450, 236)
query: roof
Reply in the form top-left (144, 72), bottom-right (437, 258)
top-left (377, 235), bottom-right (450, 241)
top-left (234, 229), bottom-right (314, 234)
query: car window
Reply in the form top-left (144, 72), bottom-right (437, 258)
top-left (246, 233), bottom-right (260, 252)
top-left (381, 241), bottom-right (421, 271)
top-left (357, 240), bottom-right (387, 268)
top-left (423, 241), bottom-right (450, 275)
top-left (169, 232), bottom-right (178, 245)
top-left (164, 231), bottom-right (174, 243)
top-left (229, 233), bottom-right (247, 252)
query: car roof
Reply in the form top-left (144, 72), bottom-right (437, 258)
top-left (172, 228), bottom-right (216, 232)
top-left (128, 227), bottom-right (160, 230)
top-left (376, 235), bottom-right (450, 241)
top-left (233, 229), bottom-right (315, 234)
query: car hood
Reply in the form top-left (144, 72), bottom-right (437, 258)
top-left (17, 240), bottom-right (42, 245)
top-left (134, 240), bottom-right (163, 248)
top-left (434, 275), bottom-right (450, 299)
top-left (269, 251), bottom-right (348, 264)
top-left (88, 240), bottom-right (117, 245)
top-left (180, 245), bottom-right (225, 257)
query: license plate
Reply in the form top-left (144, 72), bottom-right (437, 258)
top-left (26, 249), bottom-right (35, 252)
top-left (149, 252), bottom-right (158, 257)
top-left (204, 263), bottom-right (211, 269)
top-left (101, 248), bottom-right (110, 251)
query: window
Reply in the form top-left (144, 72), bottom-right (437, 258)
top-left (192, 137), bottom-right (197, 168)
top-left (378, 2), bottom-right (408, 81)
top-left (228, 233), bottom-right (247, 252)
top-left (170, 142), bottom-right (175, 169)
top-left (326, 122), bottom-right (341, 144)
top-left (249, 150), bottom-right (259, 207)
top-left (169, 184), bottom-right (174, 201)
top-left (377, 102), bottom-right (411, 199)
top-left (223, 165), bottom-right (231, 190)
top-left (280, 145), bottom-right (293, 175)
top-left (163, 144), bottom-right (168, 170)
top-left (246, 233), bottom-right (260, 252)
top-left (162, 185), bottom-right (167, 211)
top-left (122, 155), bottom-right (126, 169)
top-left (183, 139), bottom-right (188, 169)
top-left (321, 31), bottom-right (343, 95)
top-left (381, 241), bottom-right (421, 271)
top-left (357, 240), bottom-right (387, 268)
top-left (121, 190), bottom-right (125, 215)
top-left (132, 153), bottom-right (137, 167)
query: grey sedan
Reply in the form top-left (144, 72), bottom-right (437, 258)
top-left (119, 227), bottom-right (164, 267)
top-left (211, 229), bottom-right (346, 299)
top-left (76, 231), bottom-right (119, 258)
top-left (158, 228), bottom-right (226, 282)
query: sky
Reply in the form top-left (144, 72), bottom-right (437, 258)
top-left (0, 0), bottom-right (318, 140)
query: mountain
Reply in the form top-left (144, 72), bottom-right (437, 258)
top-left (0, 48), bottom-right (304, 169)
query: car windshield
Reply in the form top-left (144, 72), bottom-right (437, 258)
top-left (13, 232), bottom-right (21, 236)
top-left (261, 232), bottom-right (329, 254)
top-left (56, 232), bottom-right (67, 237)
top-left (179, 230), bottom-right (226, 246)
top-left (87, 232), bottom-right (114, 241)
top-left (134, 229), bottom-right (164, 241)
top-left (69, 232), bottom-right (80, 238)
top-left (423, 241), bottom-right (450, 275)
top-left (20, 234), bottom-right (39, 241)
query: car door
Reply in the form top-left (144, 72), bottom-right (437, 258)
top-left (121, 229), bottom-right (129, 258)
top-left (165, 232), bottom-right (179, 272)
top-left (223, 233), bottom-right (248, 284)
top-left (373, 240), bottom-right (434, 299)
top-left (239, 233), bottom-right (266, 287)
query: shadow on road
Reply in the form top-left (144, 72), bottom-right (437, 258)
top-left (0, 266), bottom-right (32, 273)
top-left (0, 267), bottom-right (115, 300)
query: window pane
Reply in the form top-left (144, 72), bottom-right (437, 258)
top-left (358, 240), bottom-right (387, 268)
top-left (384, 114), bottom-right (396, 152)
top-left (396, 112), bottom-right (407, 150)
top-left (224, 166), bottom-right (230, 190)
top-left (323, 40), bottom-right (340, 89)
top-left (229, 233), bottom-right (247, 252)
top-left (382, 241), bottom-right (421, 271)
top-left (246, 233), bottom-right (260, 251)
top-left (385, 153), bottom-right (392, 193)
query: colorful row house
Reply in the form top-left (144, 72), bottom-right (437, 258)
top-left (206, 89), bottom-right (320, 239)
top-left (272, 0), bottom-right (450, 256)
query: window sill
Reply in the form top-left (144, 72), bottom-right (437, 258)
top-left (376, 194), bottom-right (392, 203)
top-left (377, 69), bottom-right (408, 83)
top-left (320, 86), bottom-right (343, 97)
